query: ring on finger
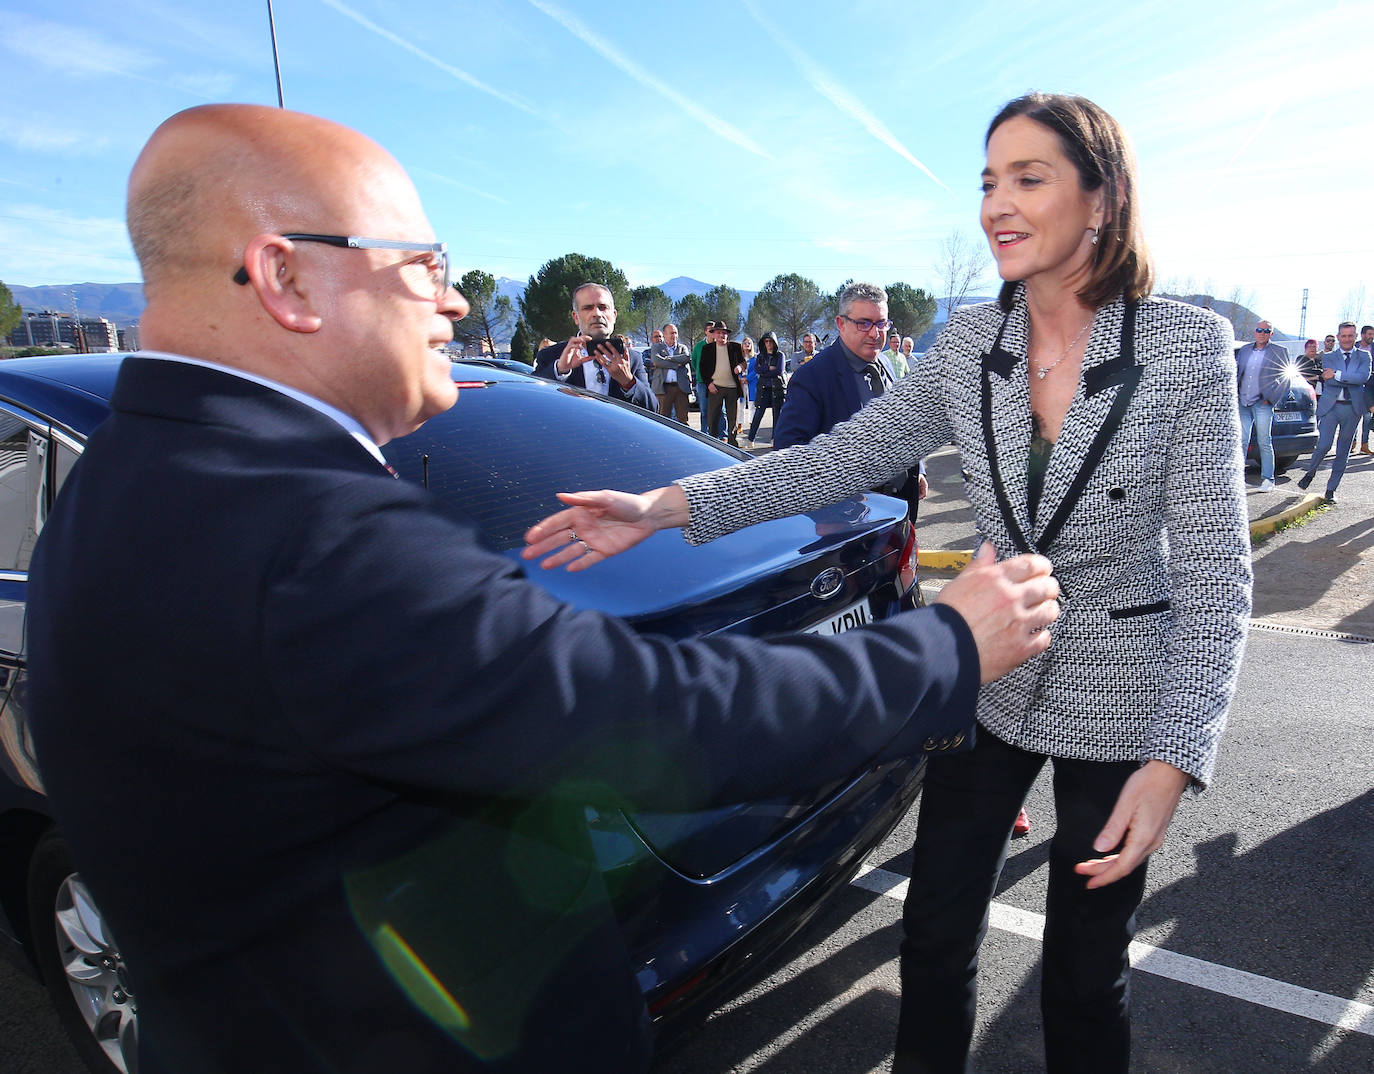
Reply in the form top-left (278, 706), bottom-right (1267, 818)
top-left (578, 540), bottom-right (592, 554)
top-left (568, 530), bottom-right (578, 543)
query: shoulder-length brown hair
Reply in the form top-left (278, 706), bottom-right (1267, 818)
top-left (987, 93), bottom-right (1154, 312)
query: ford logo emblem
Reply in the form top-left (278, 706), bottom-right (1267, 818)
top-left (810, 567), bottom-right (845, 600)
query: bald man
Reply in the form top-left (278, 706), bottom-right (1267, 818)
top-left (25, 105), bottom-right (1059, 1074)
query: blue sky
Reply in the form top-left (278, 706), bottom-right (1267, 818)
top-left (2, 0), bottom-right (1370, 335)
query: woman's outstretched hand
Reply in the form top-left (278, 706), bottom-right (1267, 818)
top-left (523, 485), bottom-right (691, 571)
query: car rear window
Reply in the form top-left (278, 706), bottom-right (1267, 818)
top-left (383, 379), bottom-right (739, 551)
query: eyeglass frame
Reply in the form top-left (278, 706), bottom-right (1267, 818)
top-left (232, 233), bottom-right (449, 295)
top-left (1254, 327), bottom-right (1273, 333)
top-left (840, 314), bottom-right (893, 334)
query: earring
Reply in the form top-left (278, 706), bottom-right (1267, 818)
top-left (1090, 227), bottom-right (1099, 246)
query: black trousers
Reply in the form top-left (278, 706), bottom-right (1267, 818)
top-left (893, 729), bottom-right (1147, 1074)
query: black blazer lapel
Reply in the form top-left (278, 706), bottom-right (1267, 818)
top-left (979, 304), bottom-right (1036, 554)
top-left (1033, 301), bottom-right (1142, 553)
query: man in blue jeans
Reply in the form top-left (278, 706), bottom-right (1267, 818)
top-left (1234, 319), bottom-right (1289, 491)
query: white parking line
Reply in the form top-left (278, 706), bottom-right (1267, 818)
top-left (851, 864), bottom-right (1374, 1037)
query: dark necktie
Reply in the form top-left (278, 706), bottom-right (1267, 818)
top-left (1338, 353), bottom-right (1351, 403)
top-left (864, 363), bottom-right (886, 397)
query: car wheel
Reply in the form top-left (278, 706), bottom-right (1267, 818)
top-left (1275, 454), bottom-right (1298, 470)
top-left (27, 830), bottom-right (137, 1074)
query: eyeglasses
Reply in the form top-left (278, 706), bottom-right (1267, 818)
top-left (1255, 328), bottom-right (1272, 333)
top-left (232, 233), bottom-right (449, 296)
top-left (841, 315), bottom-right (893, 334)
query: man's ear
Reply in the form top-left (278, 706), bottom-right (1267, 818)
top-left (240, 235), bottom-right (324, 333)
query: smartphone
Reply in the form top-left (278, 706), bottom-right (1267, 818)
top-left (586, 336), bottom-right (625, 356)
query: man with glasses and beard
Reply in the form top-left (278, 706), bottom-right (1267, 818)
top-left (774, 282), bottom-right (926, 516)
top-left (534, 283), bottom-right (656, 410)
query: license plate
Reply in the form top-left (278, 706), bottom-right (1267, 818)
top-left (1272, 411), bottom-right (1303, 423)
top-left (805, 597), bottom-right (873, 636)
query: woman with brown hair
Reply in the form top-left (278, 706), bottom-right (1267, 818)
top-left (525, 94), bottom-right (1250, 1072)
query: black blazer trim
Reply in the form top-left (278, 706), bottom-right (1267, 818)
top-left (980, 310), bottom-right (1033, 554)
top-left (1108, 599), bottom-right (1171, 620)
top-left (980, 302), bottom-right (1142, 557)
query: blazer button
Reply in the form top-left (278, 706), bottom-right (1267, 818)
top-left (950, 732), bottom-right (965, 748)
top-left (1108, 487), bottom-right (1126, 500)
top-left (923, 737), bottom-right (938, 752)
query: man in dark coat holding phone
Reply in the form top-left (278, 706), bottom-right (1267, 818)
top-left (533, 283), bottom-right (656, 410)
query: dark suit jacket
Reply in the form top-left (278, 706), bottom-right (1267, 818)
top-left (698, 340), bottom-right (747, 393)
top-left (773, 340), bottom-right (875, 449)
top-left (26, 357), bottom-right (978, 1074)
top-left (533, 340), bottom-right (657, 410)
top-left (774, 341), bottom-right (919, 512)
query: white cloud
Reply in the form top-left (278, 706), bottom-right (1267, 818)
top-left (318, 0), bottom-right (543, 118)
top-left (412, 168), bottom-right (509, 205)
top-left (527, 0), bottom-right (772, 159)
top-left (741, 0), bottom-right (946, 188)
top-left (0, 122), bottom-right (111, 156)
top-left (0, 12), bottom-right (158, 80)
top-left (0, 205), bottom-right (137, 287)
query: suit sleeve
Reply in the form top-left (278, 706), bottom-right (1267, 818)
top-left (772, 363), bottom-right (823, 449)
top-left (676, 327), bottom-right (957, 545)
top-left (260, 484), bottom-right (979, 812)
top-left (1150, 320), bottom-right (1253, 786)
top-left (612, 350), bottom-right (657, 411)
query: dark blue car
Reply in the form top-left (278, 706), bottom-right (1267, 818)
top-left (0, 355), bottom-right (926, 1073)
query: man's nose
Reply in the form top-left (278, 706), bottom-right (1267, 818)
top-left (442, 286), bottom-right (470, 321)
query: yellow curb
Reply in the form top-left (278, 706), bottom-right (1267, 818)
top-left (1248, 493), bottom-right (1325, 538)
top-left (916, 549), bottom-right (974, 570)
top-left (918, 494), bottom-right (1325, 569)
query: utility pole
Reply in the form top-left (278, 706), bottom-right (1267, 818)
top-left (1298, 289), bottom-right (1308, 337)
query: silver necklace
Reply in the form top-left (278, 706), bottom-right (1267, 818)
top-left (1031, 317), bottom-right (1093, 379)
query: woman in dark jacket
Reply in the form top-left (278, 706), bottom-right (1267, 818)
top-left (746, 331), bottom-right (786, 446)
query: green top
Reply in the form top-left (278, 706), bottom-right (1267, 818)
top-left (1027, 430), bottom-right (1054, 526)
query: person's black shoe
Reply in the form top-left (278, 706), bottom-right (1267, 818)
top-left (1297, 471), bottom-right (1313, 490)
top-left (1324, 491), bottom-right (1337, 505)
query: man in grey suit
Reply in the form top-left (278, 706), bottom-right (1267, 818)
top-left (1297, 321), bottom-right (1372, 503)
top-left (649, 322), bottom-right (692, 422)
top-left (1234, 319), bottom-right (1289, 491)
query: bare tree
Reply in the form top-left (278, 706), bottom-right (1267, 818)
top-left (453, 269), bottom-right (513, 356)
top-left (1218, 285), bottom-right (1257, 337)
top-left (1341, 283), bottom-right (1368, 324)
top-left (936, 230), bottom-right (991, 320)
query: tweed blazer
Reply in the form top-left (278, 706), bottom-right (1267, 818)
top-left (678, 291), bottom-right (1253, 786)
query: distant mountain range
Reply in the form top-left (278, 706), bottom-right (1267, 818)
top-left (7, 281), bottom-right (1283, 347)
top-left (8, 282), bottom-right (147, 326)
top-left (8, 276), bottom-right (759, 335)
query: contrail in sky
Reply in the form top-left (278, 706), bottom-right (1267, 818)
top-left (741, 0), bottom-right (947, 189)
top-left (412, 167), bottom-right (509, 205)
top-left (527, 0), bottom-right (772, 160)
top-left (319, 0), bottom-right (541, 118)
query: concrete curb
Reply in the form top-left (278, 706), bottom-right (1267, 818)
top-left (1247, 493), bottom-right (1326, 538)
top-left (916, 494), bottom-right (1325, 570)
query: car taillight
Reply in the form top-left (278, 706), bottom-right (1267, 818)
top-left (896, 520), bottom-right (919, 600)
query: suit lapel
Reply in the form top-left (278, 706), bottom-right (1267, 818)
top-left (1033, 299), bottom-right (1141, 552)
top-left (978, 301), bottom-right (1036, 553)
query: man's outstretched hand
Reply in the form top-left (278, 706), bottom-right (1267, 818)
top-left (934, 543), bottom-right (1060, 683)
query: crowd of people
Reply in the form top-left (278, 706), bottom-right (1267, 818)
top-left (1234, 319), bottom-right (1373, 502)
top-left (26, 87), bottom-right (1276, 1074)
